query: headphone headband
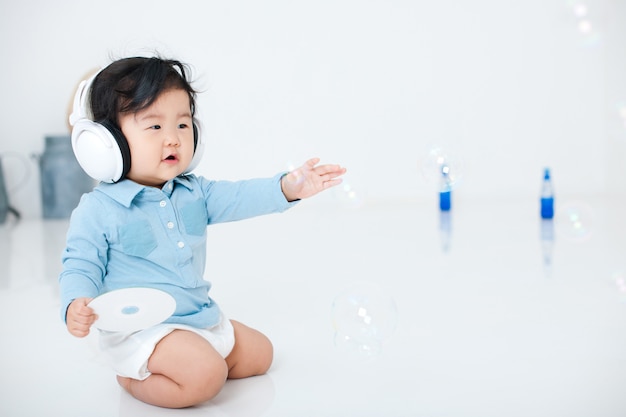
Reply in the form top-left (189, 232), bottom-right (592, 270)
top-left (69, 71), bottom-right (99, 127)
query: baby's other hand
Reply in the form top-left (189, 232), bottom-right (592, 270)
top-left (66, 297), bottom-right (97, 338)
top-left (281, 158), bottom-right (346, 202)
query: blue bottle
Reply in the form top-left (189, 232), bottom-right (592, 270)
top-left (540, 168), bottom-right (554, 219)
top-left (439, 164), bottom-right (451, 211)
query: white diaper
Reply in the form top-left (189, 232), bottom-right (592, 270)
top-left (94, 313), bottom-right (235, 380)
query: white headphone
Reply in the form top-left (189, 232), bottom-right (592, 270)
top-left (68, 70), bottom-right (205, 183)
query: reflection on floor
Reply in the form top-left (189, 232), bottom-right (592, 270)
top-left (1, 197), bottom-right (626, 417)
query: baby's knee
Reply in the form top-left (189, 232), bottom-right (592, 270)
top-left (189, 358), bottom-right (229, 400)
top-left (257, 336), bottom-right (274, 374)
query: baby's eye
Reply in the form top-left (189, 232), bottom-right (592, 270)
top-left (178, 123), bottom-right (189, 129)
top-left (150, 125), bottom-right (161, 130)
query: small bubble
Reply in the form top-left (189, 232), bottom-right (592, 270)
top-left (611, 270), bottom-right (626, 302)
top-left (567, 1), bottom-right (602, 47)
top-left (285, 161), bottom-right (296, 172)
top-left (332, 179), bottom-right (365, 209)
top-left (331, 282), bottom-right (398, 358)
top-left (578, 19), bottom-right (592, 34)
top-left (573, 3), bottom-right (588, 17)
top-left (556, 201), bottom-right (594, 243)
top-left (283, 161), bottom-right (306, 186)
top-left (418, 144), bottom-right (466, 190)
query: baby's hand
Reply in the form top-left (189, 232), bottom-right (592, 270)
top-left (281, 158), bottom-right (346, 202)
top-left (66, 297), bottom-right (97, 338)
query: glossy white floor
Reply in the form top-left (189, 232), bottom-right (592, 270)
top-left (1, 195), bottom-right (626, 417)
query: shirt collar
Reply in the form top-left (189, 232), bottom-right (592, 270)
top-left (95, 175), bottom-right (195, 207)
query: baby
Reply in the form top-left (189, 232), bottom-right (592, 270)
top-left (60, 56), bottom-right (345, 408)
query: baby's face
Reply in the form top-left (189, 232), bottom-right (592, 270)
top-left (119, 88), bottom-right (195, 187)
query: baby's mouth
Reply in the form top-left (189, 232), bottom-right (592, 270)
top-left (164, 154), bottom-right (178, 161)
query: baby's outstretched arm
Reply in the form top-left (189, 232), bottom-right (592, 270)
top-left (66, 297), bottom-right (97, 338)
top-left (281, 158), bottom-right (346, 202)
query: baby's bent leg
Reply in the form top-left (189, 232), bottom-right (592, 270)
top-left (226, 320), bottom-right (274, 379)
top-left (117, 329), bottom-right (228, 408)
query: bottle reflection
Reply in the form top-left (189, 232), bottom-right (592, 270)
top-left (439, 210), bottom-right (452, 253)
top-left (540, 218), bottom-right (555, 275)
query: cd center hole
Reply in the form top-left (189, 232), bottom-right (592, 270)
top-left (121, 306), bottom-right (140, 315)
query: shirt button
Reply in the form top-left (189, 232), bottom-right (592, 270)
top-left (159, 200), bottom-right (167, 207)
top-left (167, 221), bottom-right (174, 229)
top-left (177, 241), bottom-right (185, 248)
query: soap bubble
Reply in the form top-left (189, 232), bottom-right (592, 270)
top-left (613, 271), bottom-right (626, 288)
top-left (613, 271), bottom-right (626, 295)
top-left (572, 3), bottom-right (588, 17)
top-left (331, 282), bottom-right (398, 357)
top-left (284, 161), bottom-right (306, 186)
top-left (285, 161), bottom-right (297, 173)
top-left (418, 144), bottom-right (466, 190)
top-left (332, 179), bottom-right (365, 209)
top-left (577, 20), bottom-right (602, 47)
top-left (568, 1), bottom-right (602, 47)
top-left (578, 19), bottom-right (592, 34)
top-left (556, 201), bottom-right (594, 243)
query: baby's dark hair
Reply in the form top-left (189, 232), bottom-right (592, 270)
top-left (90, 57), bottom-right (197, 126)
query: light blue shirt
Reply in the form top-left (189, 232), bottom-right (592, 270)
top-left (59, 173), bottom-right (296, 328)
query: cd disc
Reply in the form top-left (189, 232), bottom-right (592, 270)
top-left (88, 287), bottom-right (176, 332)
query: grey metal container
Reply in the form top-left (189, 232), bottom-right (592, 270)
top-left (39, 135), bottom-right (95, 219)
top-left (0, 157), bottom-right (8, 223)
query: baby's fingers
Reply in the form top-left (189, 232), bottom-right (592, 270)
top-left (314, 164), bottom-right (346, 176)
top-left (321, 178), bottom-right (343, 189)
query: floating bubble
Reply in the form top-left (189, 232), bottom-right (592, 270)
top-left (568, 1), bottom-right (602, 47)
top-left (285, 161), bottom-right (296, 172)
top-left (283, 161), bottom-right (306, 187)
top-left (332, 179), bottom-right (365, 209)
top-left (331, 282), bottom-right (398, 358)
top-left (572, 3), bottom-right (588, 17)
top-left (418, 144), bottom-right (466, 190)
top-left (580, 30), bottom-right (602, 47)
top-left (578, 19), bottom-right (592, 34)
top-left (613, 271), bottom-right (626, 295)
top-left (556, 201), bottom-right (594, 243)
top-left (610, 271), bottom-right (626, 305)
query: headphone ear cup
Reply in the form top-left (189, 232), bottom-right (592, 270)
top-left (185, 120), bottom-right (204, 174)
top-left (71, 119), bottom-right (130, 183)
top-left (100, 120), bottom-right (131, 180)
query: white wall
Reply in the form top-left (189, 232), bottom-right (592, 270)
top-left (1, 0), bottom-right (624, 218)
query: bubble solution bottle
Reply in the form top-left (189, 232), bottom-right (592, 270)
top-left (439, 164), bottom-right (451, 211)
top-left (540, 168), bottom-right (554, 219)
